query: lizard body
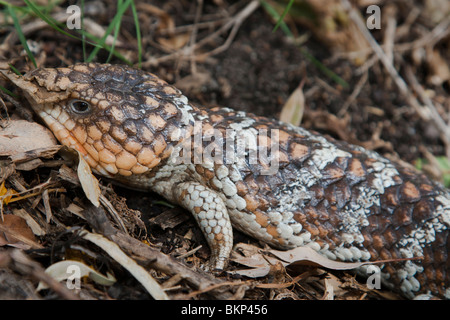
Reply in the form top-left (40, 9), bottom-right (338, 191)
top-left (3, 63), bottom-right (449, 299)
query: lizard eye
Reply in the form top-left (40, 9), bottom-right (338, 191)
top-left (69, 99), bottom-right (91, 114)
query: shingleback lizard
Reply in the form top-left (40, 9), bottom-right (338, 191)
top-left (2, 63), bottom-right (449, 299)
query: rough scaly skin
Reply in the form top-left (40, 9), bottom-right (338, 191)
top-left (3, 63), bottom-right (449, 299)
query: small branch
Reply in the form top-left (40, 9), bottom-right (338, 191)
top-left (80, 203), bottom-right (234, 299)
top-left (405, 66), bottom-right (450, 155)
top-left (188, 0), bottom-right (204, 74)
top-left (338, 70), bottom-right (368, 117)
top-left (395, 16), bottom-right (450, 52)
top-left (5, 249), bottom-right (79, 300)
top-left (341, 0), bottom-right (450, 148)
top-left (143, 0), bottom-right (260, 67)
top-left (382, 5), bottom-right (397, 67)
top-left (82, 231), bottom-right (169, 300)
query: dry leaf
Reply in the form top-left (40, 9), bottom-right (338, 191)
top-left (0, 214), bottom-right (37, 249)
top-left (82, 231), bottom-right (169, 300)
top-left (12, 209), bottom-right (46, 236)
top-left (36, 260), bottom-right (116, 291)
top-left (174, 71), bottom-right (212, 95)
top-left (268, 246), bottom-right (372, 270)
top-left (157, 33), bottom-right (190, 51)
top-left (15, 158), bottom-right (43, 171)
top-left (426, 48), bottom-right (450, 86)
top-left (230, 243), bottom-right (374, 278)
top-left (322, 278), bottom-right (335, 300)
top-left (279, 80), bottom-right (305, 126)
top-left (65, 203), bottom-right (85, 219)
top-left (76, 150), bottom-right (100, 207)
top-left (0, 180), bottom-right (18, 205)
top-left (322, 273), bottom-right (347, 298)
top-left (0, 120), bottom-right (57, 157)
top-left (230, 243), bottom-right (281, 277)
top-left (136, 2), bottom-right (175, 31)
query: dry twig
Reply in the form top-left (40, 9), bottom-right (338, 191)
top-left (143, 1), bottom-right (260, 66)
top-left (341, 0), bottom-right (450, 151)
top-left (1, 249), bottom-right (79, 300)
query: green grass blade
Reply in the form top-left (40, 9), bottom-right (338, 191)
top-left (8, 63), bottom-right (22, 75)
top-left (23, 0), bottom-right (131, 64)
top-left (86, 0), bottom-right (133, 62)
top-left (0, 85), bottom-right (19, 99)
top-left (260, 0), bottom-right (293, 38)
top-left (23, 0), bottom-right (81, 41)
top-left (130, 0), bottom-right (142, 68)
top-left (82, 32), bottom-right (132, 65)
top-left (80, 0), bottom-right (87, 61)
top-left (300, 48), bottom-right (349, 88)
top-left (272, 0), bottom-right (295, 33)
top-left (105, 0), bottom-right (123, 64)
top-left (260, 0), bottom-right (349, 89)
top-left (7, 5), bottom-right (37, 67)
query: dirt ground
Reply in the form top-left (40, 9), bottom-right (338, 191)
top-left (0, 0), bottom-right (449, 300)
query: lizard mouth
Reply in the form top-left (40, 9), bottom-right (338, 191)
top-left (0, 68), bottom-right (113, 177)
top-left (30, 102), bottom-right (113, 177)
top-left (2, 65), bottom-right (166, 180)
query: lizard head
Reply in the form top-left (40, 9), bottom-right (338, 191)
top-left (2, 63), bottom-right (191, 178)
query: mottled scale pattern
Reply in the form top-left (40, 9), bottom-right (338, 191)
top-left (7, 63), bottom-right (449, 299)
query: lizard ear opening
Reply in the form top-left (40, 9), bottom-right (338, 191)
top-left (69, 99), bottom-right (91, 114)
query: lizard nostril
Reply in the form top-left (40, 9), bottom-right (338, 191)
top-left (69, 99), bottom-right (91, 114)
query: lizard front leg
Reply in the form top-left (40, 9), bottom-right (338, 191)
top-left (173, 181), bottom-right (233, 270)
